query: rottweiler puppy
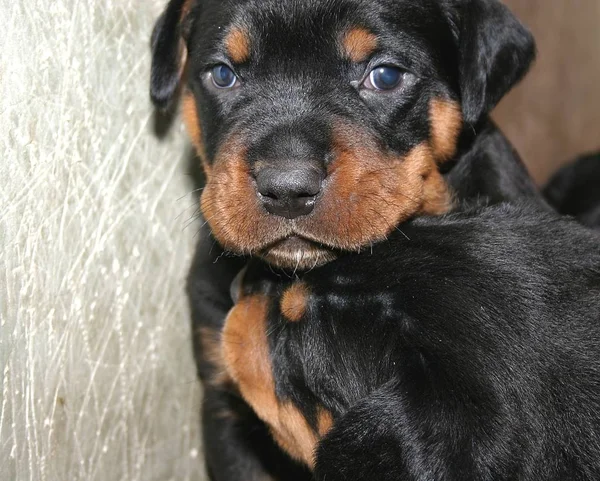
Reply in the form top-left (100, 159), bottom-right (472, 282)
top-left (227, 203), bottom-right (600, 480)
top-left (150, 0), bottom-right (544, 478)
top-left (544, 152), bottom-right (600, 228)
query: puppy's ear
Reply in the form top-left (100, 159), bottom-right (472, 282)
top-left (452, 0), bottom-right (536, 125)
top-left (150, 0), bottom-right (195, 110)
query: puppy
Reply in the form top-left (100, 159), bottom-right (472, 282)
top-left (227, 203), bottom-right (600, 480)
top-left (544, 152), bottom-right (600, 228)
top-left (150, 0), bottom-right (543, 478)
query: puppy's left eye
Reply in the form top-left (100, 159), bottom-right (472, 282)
top-left (362, 66), bottom-right (404, 91)
top-left (211, 64), bottom-right (239, 89)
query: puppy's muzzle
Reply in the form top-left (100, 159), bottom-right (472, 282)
top-left (249, 124), bottom-right (328, 220)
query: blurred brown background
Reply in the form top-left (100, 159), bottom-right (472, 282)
top-left (494, 0), bottom-right (600, 185)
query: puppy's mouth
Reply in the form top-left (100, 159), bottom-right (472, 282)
top-left (258, 235), bottom-right (338, 271)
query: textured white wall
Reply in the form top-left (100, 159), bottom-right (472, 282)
top-left (1, 1), bottom-right (206, 480)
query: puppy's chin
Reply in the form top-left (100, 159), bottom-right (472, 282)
top-left (259, 236), bottom-right (338, 271)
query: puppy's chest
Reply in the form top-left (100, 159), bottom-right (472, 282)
top-left (220, 288), bottom-right (396, 467)
top-left (220, 292), bottom-right (335, 467)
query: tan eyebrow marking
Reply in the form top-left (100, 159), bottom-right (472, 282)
top-left (225, 27), bottom-right (251, 63)
top-left (341, 27), bottom-right (378, 62)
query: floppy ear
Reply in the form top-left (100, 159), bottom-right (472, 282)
top-left (453, 0), bottom-right (536, 125)
top-left (150, 0), bottom-right (194, 110)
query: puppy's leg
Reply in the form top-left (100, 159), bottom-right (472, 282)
top-left (187, 236), bottom-right (310, 481)
top-left (314, 382), bottom-right (412, 481)
top-left (202, 388), bottom-right (311, 481)
top-left (314, 380), bottom-right (512, 481)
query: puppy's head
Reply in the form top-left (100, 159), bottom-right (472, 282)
top-left (151, 0), bottom-right (535, 270)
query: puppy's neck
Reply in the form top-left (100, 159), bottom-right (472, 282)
top-left (443, 118), bottom-right (543, 206)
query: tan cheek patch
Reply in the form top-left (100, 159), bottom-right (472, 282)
top-left (199, 136), bottom-right (296, 257)
top-left (222, 295), bottom-right (331, 469)
top-left (399, 144), bottom-right (454, 216)
top-left (280, 283), bottom-right (310, 322)
top-left (316, 128), bottom-right (452, 248)
top-left (200, 147), bottom-right (270, 252)
top-left (429, 99), bottom-right (463, 161)
top-left (225, 27), bottom-right (251, 64)
top-left (341, 27), bottom-right (378, 63)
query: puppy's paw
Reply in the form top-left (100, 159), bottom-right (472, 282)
top-left (314, 400), bottom-right (404, 481)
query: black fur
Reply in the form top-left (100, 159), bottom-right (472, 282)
top-left (451, 0), bottom-right (536, 124)
top-left (239, 203), bottom-right (600, 481)
top-left (150, 0), bottom-right (544, 479)
top-left (150, 0), bottom-right (190, 110)
top-left (544, 152), bottom-right (600, 228)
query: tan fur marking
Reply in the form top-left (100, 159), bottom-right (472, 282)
top-left (429, 99), bottom-right (463, 161)
top-left (200, 139), bottom-right (275, 252)
top-left (182, 91), bottom-right (211, 176)
top-left (222, 295), bottom-right (324, 468)
top-left (402, 144), bottom-right (454, 216)
top-left (321, 129), bottom-right (453, 245)
top-left (281, 283), bottom-right (310, 322)
top-left (226, 27), bottom-right (251, 63)
top-left (270, 403), bottom-right (322, 468)
top-left (341, 27), bottom-right (378, 62)
top-left (317, 407), bottom-right (334, 437)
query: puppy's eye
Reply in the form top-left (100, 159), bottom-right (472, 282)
top-left (363, 66), bottom-right (404, 91)
top-left (211, 65), bottom-right (238, 89)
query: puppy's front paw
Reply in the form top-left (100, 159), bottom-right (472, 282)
top-left (314, 406), bottom-right (403, 481)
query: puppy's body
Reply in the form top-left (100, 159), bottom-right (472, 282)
top-left (150, 0), bottom-right (545, 478)
top-left (228, 204), bottom-right (600, 481)
top-left (186, 125), bottom-right (543, 479)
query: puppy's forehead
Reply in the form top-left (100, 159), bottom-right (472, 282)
top-left (195, 0), bottom-right (447, 65)
top-left (227, 0), bottom-right (368, 62)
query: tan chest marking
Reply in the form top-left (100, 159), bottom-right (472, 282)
top-left (221, 295), bottom-right (333, 468)
top-left (280, 282), bottom-right (310, 322)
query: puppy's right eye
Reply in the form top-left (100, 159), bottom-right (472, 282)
top-left (211, 65), bottom-right (239, 89)
top-left (362, 65), bottom-right (404, 91)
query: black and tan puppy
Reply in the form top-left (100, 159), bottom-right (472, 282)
top-left (226, 203), bottom-right (600, 480)
top-left (150, 0), bottom-right (543, 479)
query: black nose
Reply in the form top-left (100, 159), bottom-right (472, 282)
top-left (256, 167), bottom-right (322, 219)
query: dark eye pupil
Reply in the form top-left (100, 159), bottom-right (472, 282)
top-left (370, 67), bottom-right (402, 90)
top-left (212, 65), bottom-right (236, 88)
